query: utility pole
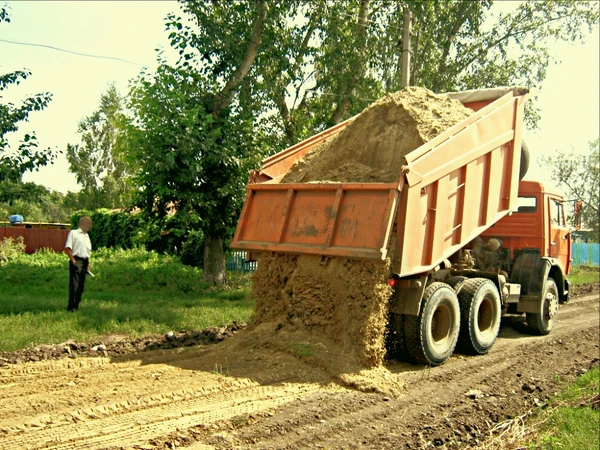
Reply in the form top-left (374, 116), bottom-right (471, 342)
top-left (401, 7), bottom-right (412, 88)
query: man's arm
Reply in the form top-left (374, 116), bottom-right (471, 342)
top-left (64, 247), bottom-right (77, 265)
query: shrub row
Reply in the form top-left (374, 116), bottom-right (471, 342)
top-left (70, 210), bottom-right (205, 267)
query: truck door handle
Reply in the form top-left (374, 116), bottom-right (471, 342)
top-left (550, 242), bottom-right (556, 246)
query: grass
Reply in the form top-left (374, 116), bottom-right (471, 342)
top-left (479, 368), bottom-right (600, 449)
top-left (569, 265), bottom-right (599, 286)
top-left (524, 367), bottom-right (600, 450)
top-left (0, 248), bottom-right (254, 352)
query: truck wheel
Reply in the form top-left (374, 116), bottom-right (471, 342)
top-left (386, 312), bottom-right (409, 361)
top-left (526, 278), bottom-right (559, 335)
top-left (519, 141), bottom-right (530, 180)
top-left (404, 283), bottom-right (460, 366)
top-left (457, 278), bottom-right (502, 355)
top-left (446, 276), bottom-right (468, 293)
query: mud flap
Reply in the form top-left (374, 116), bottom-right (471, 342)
top-left (388, 276), bottom-right (428, 316)
top-left (510, 250), bottom-right (551, 313)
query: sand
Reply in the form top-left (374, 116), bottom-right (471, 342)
top-left (221, 87), bottom-right (473, 392)
top-left (283, 86), bottom-right (471, 183)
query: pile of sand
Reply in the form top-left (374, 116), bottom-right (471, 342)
top-left (215, 87), bottom-right (472, 393)
top-left (283, 86), bottom-right (471, 183)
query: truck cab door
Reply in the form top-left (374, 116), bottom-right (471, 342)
top-left (548, 197), bottom-right (570, 273)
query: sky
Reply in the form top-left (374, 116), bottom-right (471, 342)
top-left (1, 1), bottom-right (599, 195)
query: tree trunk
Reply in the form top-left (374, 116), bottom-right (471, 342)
top-left (203, 234), bottom-right (226, 285)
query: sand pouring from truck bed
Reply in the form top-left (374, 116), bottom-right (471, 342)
top-left (211, 88), bottom-right (472, 393)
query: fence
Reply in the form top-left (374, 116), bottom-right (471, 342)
top-left (0, 223), bottom-right (70, 254)
top-left (227, 251), bottom-right (258, 272)
top-left (572, 242), bottom-right (600, 266)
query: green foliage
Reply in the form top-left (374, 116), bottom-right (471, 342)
top-left (71, 209), bottom-right (144, 250)
top-left (0, 180), bottom-right (74, 223)
top-left (0, 248), bottom-right (253, 352)
top-left (0, 7), bottom-right (55, 183)
top-left (541, 138), bottom-right (600, 240)
top-left (0, 236), bottom-right (25, 264)
top-left (66, 83), bottom-right (132, 209)
top-left (250, 0), bottom-right (599, 147)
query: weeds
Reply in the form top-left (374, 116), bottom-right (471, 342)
top-left (477, 367), bottom-right (600, 450)
top-left (569, 265), bottom-right (599, 286)
top-left (0, 236), bottom-right (25, 264)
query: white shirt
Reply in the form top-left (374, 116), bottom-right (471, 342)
top-left (65, 228), bottom-right (92, 258)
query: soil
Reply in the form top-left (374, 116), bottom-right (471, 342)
top-left (282, 87), bottom-right (471, 184)
top-left (232, 87), bottom-right (472, 387)
top-left (0, 323), bottom-right (246, 366)
top-left (0, 292), bottom-right (597, 450)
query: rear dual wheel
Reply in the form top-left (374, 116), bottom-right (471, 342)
top-left (457, 278), bottom-right (502, 355)
top-left (404, 283), bottom-right (461, 366)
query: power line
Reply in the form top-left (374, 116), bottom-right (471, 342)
top-left (0, 37), bottom-right (146, 66)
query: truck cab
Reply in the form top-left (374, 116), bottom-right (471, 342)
top-left (481, 180), bottom-right (571, 303)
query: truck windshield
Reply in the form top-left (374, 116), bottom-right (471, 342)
top-left (516, 196), bottom-right (537, 213)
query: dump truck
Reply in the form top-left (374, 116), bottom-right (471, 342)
top-left (231, 87), bottom-right (572, 366)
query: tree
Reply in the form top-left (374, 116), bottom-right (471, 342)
top-left (0, 180), bottom-right (74, 223)
top-left (123, 1), bottom-right (277, 284)
top-left (258, 0), bottom-right (599, 146)
top-left (66, 83), bottom-right (131, 209)
top-left (0, 7), bottom-right (55, 183)
top-left (541, 138), bottom-right (600, 240)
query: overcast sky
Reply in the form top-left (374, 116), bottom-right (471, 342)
top-left (1, 1), bottom-right (599, 194)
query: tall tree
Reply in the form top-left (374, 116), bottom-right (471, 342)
top-left (66, 83), bottom-right (131, 209)
top-left (123, 0), bottom-right (278, 284)
top-left (260, 0), bottom-right (598, 146)
top-left (541, 138), bottom-right (600, 240)
top-left (0, 7), bottom-right (54, 184)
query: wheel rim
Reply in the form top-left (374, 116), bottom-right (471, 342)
top-left (544, 288), bottom-right (559, 326)
top-left (431, 302), bottom-right (452, 347)
top-left (477, 297), bottom-right (495, 338)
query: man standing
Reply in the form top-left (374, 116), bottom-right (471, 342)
top-left (64, 216), bottom-right (93, 312)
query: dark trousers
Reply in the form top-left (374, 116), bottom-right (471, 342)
top-left (68, 258), bottom-right (88, 311)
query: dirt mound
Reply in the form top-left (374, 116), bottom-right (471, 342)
top-left (0, 323), bottom-right (245, 366)
top-left (220, 87), bottom-right (473, 390)
top-left (283, 86), bottom-right (471, 183)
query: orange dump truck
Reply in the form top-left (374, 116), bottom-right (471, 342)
top-left (231, 87), bottom-right (572, 366)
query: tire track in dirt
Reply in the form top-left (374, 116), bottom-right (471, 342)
top-left (193, 294), bottom-right (599, 449)
top-left (0, 383), bottom-right (325, 450)
top-left (0, 294), bottom-right (596, 450)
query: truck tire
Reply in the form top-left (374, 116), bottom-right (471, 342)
top-left (404, 282), bottom-right (460, 366)
top-left (526, 278), bottom-right (559, 335)
top-left (519, 141), bottom-right (530, 180)
top-left (446, 276), bottom-right (468, 293)
top-left (457, 278), bottom-right (502, 355)
top-left (386, 312), bottom-right (409, 361)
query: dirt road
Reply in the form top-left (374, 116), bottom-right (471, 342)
top-left (1, 293), bottom-right (598, 450)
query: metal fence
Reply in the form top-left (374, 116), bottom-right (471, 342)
top-left (572, 242), bottom-right (600, 266)
top-left (227, 251), bottom-right (258, 272)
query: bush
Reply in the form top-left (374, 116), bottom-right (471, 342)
top-left (71, 210), bottom-right (205, 267)
top-left (71, 209), bottom-right (145, 250)
top-left (0, 236), bottom-right (25, 264)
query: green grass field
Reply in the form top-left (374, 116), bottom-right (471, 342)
top-left (568, 265), bottom-right (600, 286)
top-left (0, 248), bottom-right (254, 352)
